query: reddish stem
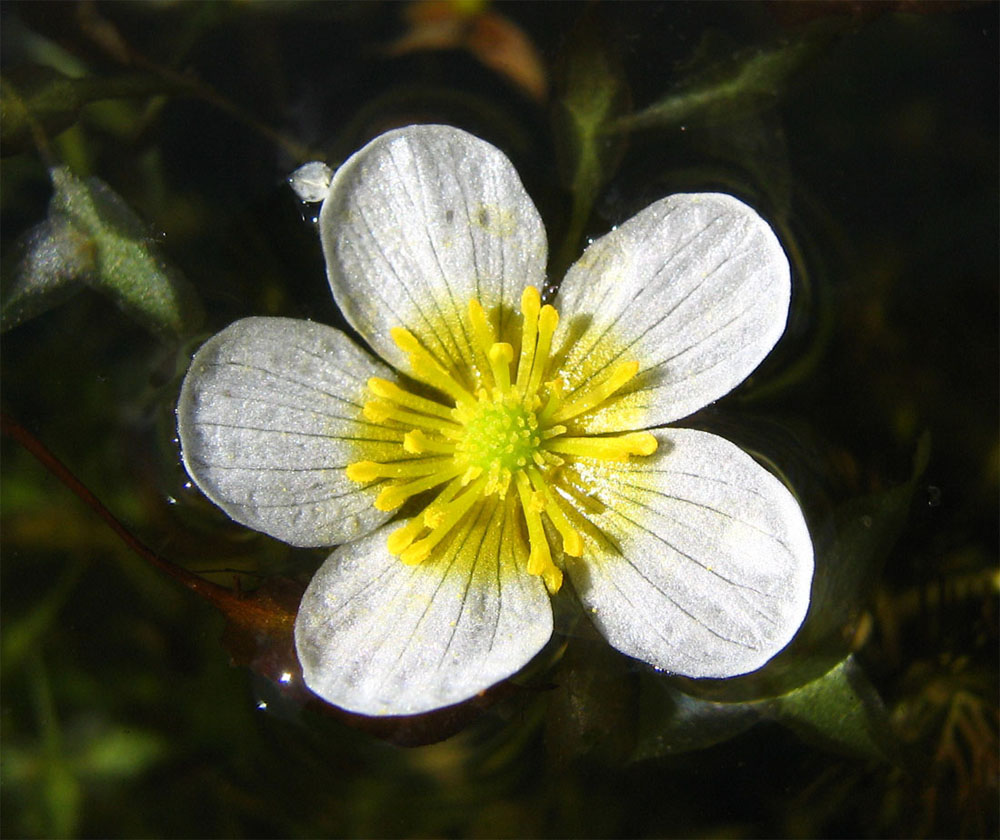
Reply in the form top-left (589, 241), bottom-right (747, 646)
top-left (1, 411), bottom-right (294, 634)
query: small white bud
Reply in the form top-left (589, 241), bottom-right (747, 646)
top-left (288, 161), bottom-right (333, 203)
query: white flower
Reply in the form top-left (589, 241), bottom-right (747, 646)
top-left (177, 125), bottom-right (813, 716)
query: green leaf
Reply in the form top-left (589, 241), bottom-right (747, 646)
top-left (610, 25), bottom-right (837, 134)
top-left (1, 214), bottom-right (94, 331)
top-left (75, 728), bottom-right (168, 780)
top-left (1, 66), bottom-right (167, 156)
top-left (632, 672), bottom-right (759, 760)
top-left (1, 560), bottom-right (88, 675)
top-left (633, 656), bottom-right (896, 763)
top-left (2, 166), bottom-right (203, 338)
top-left (761, 655), bottom-right (896, 761)
top-left (553, 13), bottom-right (628, 195)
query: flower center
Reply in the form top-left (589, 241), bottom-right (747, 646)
top-left (345, 287), bottom-right (657, 593)
top-left (458, 398), bottom-right (538, 478)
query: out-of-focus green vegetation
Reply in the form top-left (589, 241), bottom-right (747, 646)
top-left (2, 2), bottom-right (996, 838)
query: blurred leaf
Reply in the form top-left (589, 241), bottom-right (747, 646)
top-left (1, 559), bottom-right (87, 675)
top-left (42, 759), bottom-right (80, 840)
top-left (796, 462), bottom-right (922, 653)
top-left (2, 166), bottom-right (203, 338)
top-left (1, 213), bottom-right (93, 330)
top-left (761, 655), bottom-right (897, 761)
top-left (387, 1), bottom-right (548, 102)
top-left (611, 25), bottom-right (837, 134)
top-left (789, 432), bottom-right (931, 661)
top-left (634, 656), bottom-right (895, 763)
top-left (550, 8), bottom-right (630, 277)
top-left (30, 657), bottom-right (82, 839)
top-left (1, 65), bottom-right (167, 156)
top-left (76, 727), bottom-right (167, 780)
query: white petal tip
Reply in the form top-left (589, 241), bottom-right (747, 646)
top-left (293, 514), bottom-right (553, 716)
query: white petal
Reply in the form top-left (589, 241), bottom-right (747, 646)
top-left (178, 317), bottom-right (403, 547)
top-left (318, 125), bottom-right (547, 380)
top-left (553, 193), bottom-right (790, 431)
top-left (566, 428), bottom-right (813, 678)
top-left (295, 495), bottom-right (552, 716)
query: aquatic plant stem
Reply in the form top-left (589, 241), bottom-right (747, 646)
top-left (0, 411), bottom-right (295, 636)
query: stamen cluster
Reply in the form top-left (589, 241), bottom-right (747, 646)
top-left (346, 286), bottom-right (656, 593)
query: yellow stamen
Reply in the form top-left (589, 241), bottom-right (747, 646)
top-left (525, 305), bottom-right (557, 400)
top-left (368, 377), bottom-right (455, 420)
top-left (392, 327), bottom-right (475, 406)
top-left (386, 478), bottom-right (464, 554)
top-left (549, 360), bottom-right (640, 424)
top-left (346, 457), bottom-right (453, 482)
top-left (545, 432), bottom-right (658, 461)
top-left (422, 476), bottom-right (464, 527)
top-left (537, 379), bottom-right (564, 424)
top-left (400, 476), bottom-right (488, 564)
top-left (374, 463), bottom-right (465, 511)
top-left (386, 516), bottom-right (427, 555)
top-left (514, 286), bottom-right (541, 393)
top-left (403, 430), bottom-right (455, 455)
top-left (515, 471), bottom-right (563, 593)
top-left (460, 465), bottom-right (484, 486)
top-left (363, 401), bottom-right (462, 438)
top-left (350, 288), bottom-right (655, 584)
top-left (487, 342), bottom-right (514, 392)
top-left (527, 467), bottom-right (584, 557)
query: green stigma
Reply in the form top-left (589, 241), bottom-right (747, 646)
top-left (459, 398), bottom-right (540, 475)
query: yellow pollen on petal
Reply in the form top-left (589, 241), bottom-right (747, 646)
top-left (549, 359), bottom-right (640, 424)
top-left (344, 287), bottom-right (657, 590)
top-left (467, 299), bottom-right (497, 387)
